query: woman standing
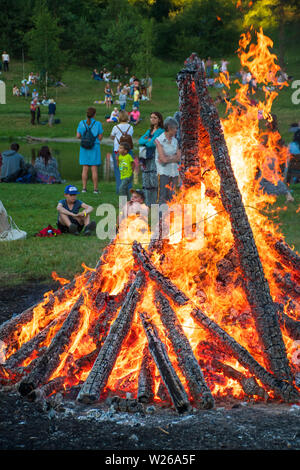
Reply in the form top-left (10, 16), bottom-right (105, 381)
top-left (110, 110), bottom-right (134, 194)
top-left (155, 116), bottom-right (181, 204)
top-left (34, 146), bottom-right (62, 184)
top-left (138, 112), bottom-right (164, 206)
top-left (76, 107), bottom-right (103, 194)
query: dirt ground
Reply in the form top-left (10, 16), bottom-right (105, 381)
top-left (1, 283), bottom-right (300, 452)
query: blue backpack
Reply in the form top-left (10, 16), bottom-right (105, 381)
top-left (81, 121), bottom-right (96, 149)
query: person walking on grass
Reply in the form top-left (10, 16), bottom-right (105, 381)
top-left (76, 107), bottom-right (103, 194)
top-left (57, 185), bottom-right (96, 236)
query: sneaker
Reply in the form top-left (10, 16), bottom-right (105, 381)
top-left (83, 221), bottom-right (96, 236)
top-left (82, 188), bottom-right (87, 193)
top-left (93, 189), bottom-right (100, 194)
top-left (69, 223), bottom-right (80, 235)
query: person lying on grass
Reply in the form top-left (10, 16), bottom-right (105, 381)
top-left (56, 184), bottom-right (96, 236)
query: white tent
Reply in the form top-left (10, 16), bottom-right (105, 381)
top-left (0, 201), bottom-right (27, 241)
top-left (0, 81), bottom-right (6, 104)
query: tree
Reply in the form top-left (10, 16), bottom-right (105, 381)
top-left (243, 0), bottom-right (300, 67)
top-left (99, 1), bottom-right (142, 76)
top-left (25, 0), bottom-right (67, 91)
top-left (132, 18), bottom-right (157, 77)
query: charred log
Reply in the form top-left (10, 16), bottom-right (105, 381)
top-left (18, 295), bottom-right (85, 395)
top-left (76, 272), bottom-right (145, 404)
top-left (132, 241), bottom-right (189, 306)
top-left (137, 345), bottom-right (155, 403)
top-left (192, 56), bottom-right (293, 383)
top-left (273, 238), bottom-right (300, 273)
top-left (0, 280), bottom-right (76, 345)
top-left (140, 311), bottom-right (190, 414)
top-left (155, 291), bottom-right (214, 409)
top-left (5, 311), bottom-right (69, 370)
top-left (191, 307), bottom-right (300, 402)
top-left (211, 359), bottom-right (268, 400)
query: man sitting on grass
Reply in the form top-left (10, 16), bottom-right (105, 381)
top-left (57, 185), bottom-right (96, 236)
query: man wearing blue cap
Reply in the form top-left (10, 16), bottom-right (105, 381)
top-left (56, 185), bottom-right (96, 235)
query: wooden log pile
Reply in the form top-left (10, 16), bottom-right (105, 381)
top-left (0, 54), bottom-right (299, 412)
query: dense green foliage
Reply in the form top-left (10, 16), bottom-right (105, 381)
top-left (1, 0), bottom-right (299, 82)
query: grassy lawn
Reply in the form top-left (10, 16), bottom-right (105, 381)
top-left (0, 42), bottom-right (299, 288)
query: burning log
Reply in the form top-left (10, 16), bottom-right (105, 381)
top-left (76, 272), bottom-right (145, 404)
top-left (176, 56), bottom-right (201, 185)
top-left (140, 311), bottom-right (190, 413)
top-left (192, 56), bottom-right (293, 383)
top-left (273, 271), bottom-right (300, 300)
top-left (18, 295), bottom-right (85, 395)
top-left (132, 241), bottom-right (300, 401)
top-left (26, 376), bottom-right (66, 401)
top-left (278, 310), bottom-right (300, 341)
top-left (137, 345), bottom-right (155, 403)
top-left (273, 238), bottom-right (300, 273)
top-left (191, 308), bottom-right (300, 402)
top-left (4, 311), bottom-right (69, 370)
top-left (0, 279), bottom-right (77, 344)
top-left (132, 240), bottom-right (189, 306)
top-left (211, 359), bottom-right (268, 400)
top-left (155, 291), bottom-right (214, 409)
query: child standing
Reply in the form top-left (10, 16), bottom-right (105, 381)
top-left (56, 184), bottom-right (96, 235)
top-left (104, 83), bottom-right (113, 109)
top-left (133, 86), bottom-right (140, 109)
top-left (117, 142), bottom-right (134, 199)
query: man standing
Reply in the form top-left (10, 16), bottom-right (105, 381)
top-left (2, 51), bottom-right (10, 72)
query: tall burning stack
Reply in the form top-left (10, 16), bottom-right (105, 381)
top-left (0, 30), bottom-right (299, 413)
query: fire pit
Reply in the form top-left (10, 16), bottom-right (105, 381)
top-left (1, 30), bottom-right (299, 414)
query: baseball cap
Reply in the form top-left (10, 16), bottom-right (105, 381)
top-left (64, 184), bottom-right (80, 195)
top-left (130, 188), bottom-right (145, 201)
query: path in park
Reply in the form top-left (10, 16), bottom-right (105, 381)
top-left (23, 136), bottom-right (139, 145)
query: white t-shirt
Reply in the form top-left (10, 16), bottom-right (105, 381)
top-left (110, 123), bottom-right (134, 152)
top-left (155, 132), bottom-right (179, 177)
top-left (2, 54), bottom-right (9, 62)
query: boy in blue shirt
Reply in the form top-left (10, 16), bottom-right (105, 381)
top-left (56, 185), bottom-right (96, 235)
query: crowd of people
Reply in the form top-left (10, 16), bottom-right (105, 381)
top-left (1, 54), bottom-right (299, 238)
top-left (93, 71), bottom-right (152, 112)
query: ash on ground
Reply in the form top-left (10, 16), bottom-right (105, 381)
top-left (1, 283), bottom-right (300, 451)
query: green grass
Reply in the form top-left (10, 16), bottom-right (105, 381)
top-left (0, 181), bottom-right (119, 286)
top-left (0, 46), bottom-right (299, 288)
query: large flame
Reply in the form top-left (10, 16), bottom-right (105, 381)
top-left (2, 29), bottom-right (299, 403)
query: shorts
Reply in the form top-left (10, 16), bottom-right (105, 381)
top-left (57, 219), bottom-right (84, 233)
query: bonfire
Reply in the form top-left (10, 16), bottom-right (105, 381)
top-left (1, 29), bottom-right (299, 413)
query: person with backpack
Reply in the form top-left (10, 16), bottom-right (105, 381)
top-left (110, 110), bottom-right (134, 194)
top-left (76, 107), bottom-right (103, 194)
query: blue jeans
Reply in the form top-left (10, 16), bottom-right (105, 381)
top-left (119, 175), bottom-right (133, 199)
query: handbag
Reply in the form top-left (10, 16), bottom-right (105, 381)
top-left (139, 146), bottom-right (147, 159)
